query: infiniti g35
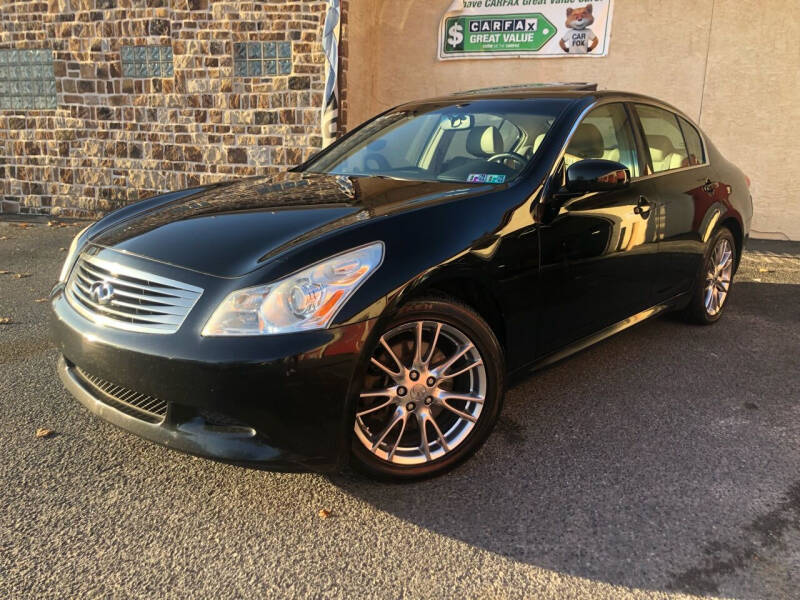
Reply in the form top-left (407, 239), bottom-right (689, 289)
top-left (51, 84), bottom-right (753, 479)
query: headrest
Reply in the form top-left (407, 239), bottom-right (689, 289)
top-left (532, 133), bottom-right (547, 154)
top-left (466, 126), bottom-right (503, 157)
top-left (568, 123), bottom-right (604, 159)
top-left (647, 135), bottom-right (676, 161)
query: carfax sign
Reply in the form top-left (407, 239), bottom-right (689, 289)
top-left (439, 0), bottom-right (614, 60)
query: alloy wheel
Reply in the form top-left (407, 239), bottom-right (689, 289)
top-left (704, 237), bottom-right (734, 316)
top-left (354, 320), bottom-right (487, 465)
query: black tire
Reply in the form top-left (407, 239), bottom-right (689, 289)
top-left (351, 297), bottom-right (505, 481)
top-left (682, 226), bottom-right (738, 325)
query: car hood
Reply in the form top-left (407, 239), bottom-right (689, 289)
top-left (89, 172), bottom-right (484, 277)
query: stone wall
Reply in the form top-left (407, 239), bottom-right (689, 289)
top-left (337, 0), bottom-right (349, 134)
top-left (0, 0), bottom-right (333, 218)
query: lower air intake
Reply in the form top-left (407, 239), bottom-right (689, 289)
top-left (74, 367), bottom-right (167, 424)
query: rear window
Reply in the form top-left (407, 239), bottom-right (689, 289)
top-left (635, 104), bottom-right (689, 174)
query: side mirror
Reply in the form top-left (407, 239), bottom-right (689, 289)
top-left (565, 159), bottom-right (630, 194)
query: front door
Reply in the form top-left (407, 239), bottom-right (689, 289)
top-left (537, 103), bottom-right (660, 355)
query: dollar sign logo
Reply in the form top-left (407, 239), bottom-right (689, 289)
top-left (447, 22), bottom-right (464, 47)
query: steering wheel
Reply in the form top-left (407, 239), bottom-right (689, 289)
top-left (364, 153), bottom-right (391, 171)
top-left (488, 152), bottom-right (527, 168)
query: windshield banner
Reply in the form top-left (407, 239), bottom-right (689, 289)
top-left (438, 0), bottom-right (614, 60)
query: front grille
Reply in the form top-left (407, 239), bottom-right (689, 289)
top-left (74, 366), bottom-right (167, 424)
top-left (66, 254), bottom-right (203, 334)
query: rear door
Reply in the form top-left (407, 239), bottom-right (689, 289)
top-left (632, 104), bottom-right (719, 300)
top-left (538, 103), bottom-right (660, 353)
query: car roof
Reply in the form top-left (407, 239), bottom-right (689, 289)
top-left (456, 82), bottom-right (599, 94)
top-left (397, 84), bottom-right (690, 123)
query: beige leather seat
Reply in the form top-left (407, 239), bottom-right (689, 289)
top-left (515, 133), bottom-right (546, 160)
top-left (564, 123), bottom-right (605, 166)
top-left (466, 125), bottom-right (503, 158)
top-left (603, 147), bottom-right (620, 162)
top-left (532, 133), bottom-right (547, 155)
top-left (647, 135), bottom-right (685, 172)
top-left (529, 127), bottom-right (620, 163)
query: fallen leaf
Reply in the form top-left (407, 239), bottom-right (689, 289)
top-left (0, 236), bottom-right (8, 240)
top-left (36, 428), bottom-right (54, 438)
top-left (59, 247), bottom-right (67, 252)
top-left (34, 297), bottom-right (48, 303)
top-left (0, 317), bottom-right (11, 324)
top-left (318, 509), bottom-right (332, 519)
top-left (14, 272), bottom-right (31, 279)
top-left (47, 221), bottom-right (55, 227)
top-left (758, 268), bottom-right (775, 273)
top-left (0, 270), bottom-right (9, 275)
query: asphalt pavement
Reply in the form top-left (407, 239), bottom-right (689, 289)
top-left (1, 220), bottom-right (798, 599)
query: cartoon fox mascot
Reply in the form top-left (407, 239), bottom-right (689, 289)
top-left (559, 4), bottom-right (599, 54)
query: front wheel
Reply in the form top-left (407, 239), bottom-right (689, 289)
top-left (351, 298), bottom-right (504, 480)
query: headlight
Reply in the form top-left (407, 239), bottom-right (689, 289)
top-left (202, 242), bottom-right (384, 336)
top-left (58, 225), bottom-right (91, 282)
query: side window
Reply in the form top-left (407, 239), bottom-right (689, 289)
top-left (678, 117), bottom-right (705, 166)
top-left (635, 104), bottom-right (690, 173)
top-left (565, 103), bottom-right (639, 178)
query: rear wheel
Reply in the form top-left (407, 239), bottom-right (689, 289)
top-left (683, 226), bottom-right (737, 324)
top-left (351, 298), bottom-right (504, 480)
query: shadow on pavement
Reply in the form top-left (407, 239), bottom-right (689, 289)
top-left (331, 281), bottom-right (800, 597)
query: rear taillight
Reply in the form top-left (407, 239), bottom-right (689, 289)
top-left (745, 175), bottom-right (751, 188)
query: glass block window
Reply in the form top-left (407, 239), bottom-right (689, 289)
top-left (0, 49), bottom-right (57, 110)
top-left (121, 45), bottom-right (174, 78)
top-left (233, 41), bottom-right (292, 77)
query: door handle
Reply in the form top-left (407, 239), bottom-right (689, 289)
top-left (633, 195), bottom-right (651, 218)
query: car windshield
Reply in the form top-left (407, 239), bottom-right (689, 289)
top-left (302, 98), bottom-right (571, 184)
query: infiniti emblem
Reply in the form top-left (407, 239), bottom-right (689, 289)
top-left (89, 281), bottom-right (115, 305)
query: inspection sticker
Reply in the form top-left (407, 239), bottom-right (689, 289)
top-left (467, 173), bottom-right (506, 184)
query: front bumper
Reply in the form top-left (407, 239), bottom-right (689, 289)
top-left (51, 277), bottom-right (377, 472)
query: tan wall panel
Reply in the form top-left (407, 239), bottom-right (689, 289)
top-left (346, 0), bottom-right (799, 239)
top-left (347, 0), bottom-right (713, 123)
top-left (699, 0), bottom-right (800, 238)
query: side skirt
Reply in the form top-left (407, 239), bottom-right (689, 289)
top-left (508, 293), bottom-right (688, 385)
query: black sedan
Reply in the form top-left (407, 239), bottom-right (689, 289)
top-left (51, 84), bottom-right (753, 479)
